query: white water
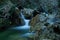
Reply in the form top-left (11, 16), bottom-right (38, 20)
top-left (14, 20), bottom-right (30, 30)
top-left (12, 10), bottom-right (30, 30)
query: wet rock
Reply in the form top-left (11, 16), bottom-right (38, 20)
top-left (39, 12), bottom-right (48, 22)
top-left (9, 7), bottom-right (25, 26)
top-left (52, 23), bottom-right (60, 34)
top-left (29, 14), bottom-right (40, 26)
top-left (29, 12), bottom-right (48, 31)
top-left (21, 8), bottom-right (34, 19)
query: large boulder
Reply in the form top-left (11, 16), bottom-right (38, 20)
top-left (29, 12), bottom-right (60, 40)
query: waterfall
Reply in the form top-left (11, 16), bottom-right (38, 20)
top-left (10, 8), bottom-right (34, 38)
top-left (20, 10), bottom-right (25, 20)
top-left (12, 10), bottom-right (30, 30)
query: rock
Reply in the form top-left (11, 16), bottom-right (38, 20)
top-left (39, 0), bottom-right (58, 13)
top-left (17, 6), bottom-right (23, 10)
top-left (29, 12), bottom-right (48, 31)
top-left (39, 12), bottom-right (48, 22)
top-left (9, 7), bottom-right (25, 26)
top-left (21, 8), bottom-right (34, 19)
top-left (29, 14), bottom-right (40, 27)
top-left (30, 12), bottom-right (60, 40)
top-left (32, 10), bottom-right (40, 17)
top-left (0, 1), bottom-right (14, 31)
top-left (0, 1), bottom-right (25, 31)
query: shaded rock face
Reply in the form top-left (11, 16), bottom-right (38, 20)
top-left (53, 27), bottom-right (60, 34)
top-left (17, 6), bottom-right (24, 10)
top-left (9, 7), bottom-right (25, 26)
top-left (0, 1), bottom-right (13, 31)
top-left (0, 1), bottom-right (25, 31)
top-left (29, 12), bottom-right (48, 27)
top-left (29, 12), bottom-right (48, 32)
top-left (52, 23), bottom-right (60, 34)
top-left (29, 14), bottom-right (40, 27)
top-left (32, 10), bottom-right (40, 17)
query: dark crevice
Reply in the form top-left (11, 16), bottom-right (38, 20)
top-left (53, 26), bottom-right (60, 34)
top-left (44, 23), bottom-right (49, 26)
top-left (32, 10), bottom-right (39, 17)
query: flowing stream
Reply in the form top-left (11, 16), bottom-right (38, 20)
top-left (11, 9), bottom-right (34, 37)
top-left (17, 14), bottom-right (29, 30)
top-left (12, 10), bottom-right (30, 30)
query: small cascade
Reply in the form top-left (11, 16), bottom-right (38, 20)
top-left (12, 10), bottom-right (30, 30)
top-left (11, 9), bottom-right (35, 38)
